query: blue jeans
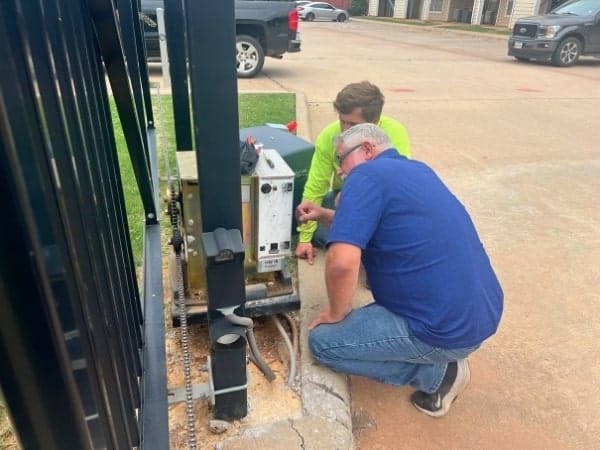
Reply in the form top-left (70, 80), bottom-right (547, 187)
top-left (309, 303), bottom-right (480, 393)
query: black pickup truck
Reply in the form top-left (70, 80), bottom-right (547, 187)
top-left (508, 0), bottom-right (600, 67)
top-left (140, 1), bottom-right (301, 78)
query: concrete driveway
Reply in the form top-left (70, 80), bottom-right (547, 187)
top-left (235, 19), bottom-right (600, 450)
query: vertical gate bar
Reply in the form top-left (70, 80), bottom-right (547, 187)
top-left (133, 0), bottom-right (155, 128)
top-left (116, 0), bottom-right (150, 152)
top-left (165, 0), bottom-right (193, 151)
top-left (88, 0), bottom-right (158, 224)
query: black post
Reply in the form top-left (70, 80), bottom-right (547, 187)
top-left (184, 0), bottom-right (248, 419)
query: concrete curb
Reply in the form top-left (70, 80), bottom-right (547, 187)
top-left (295, 92), bottom-right (354, 444)
top-left (296, 257), bottom-right (355, 450)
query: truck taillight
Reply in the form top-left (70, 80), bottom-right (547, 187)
top-left (288, 9), bottom-right (298, 31)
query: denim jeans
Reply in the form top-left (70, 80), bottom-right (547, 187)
top-left (308, 303), bottom-right (480, 393)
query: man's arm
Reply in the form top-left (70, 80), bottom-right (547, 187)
top-left (297, 122), bottom-right (339, 243)
top-left (308, 242), bottom-right (361, 329)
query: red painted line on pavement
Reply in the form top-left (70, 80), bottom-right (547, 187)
top-left (390, 87), bottom-right (415, 93)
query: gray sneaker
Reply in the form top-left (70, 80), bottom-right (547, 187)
top-left (411, 359), bottom-right (470, 418)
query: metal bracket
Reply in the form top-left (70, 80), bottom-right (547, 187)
top-left (166, 357), bottom-right (250, 406)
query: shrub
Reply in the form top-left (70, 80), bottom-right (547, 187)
top-left (349, 0), bottom-right (368, 16)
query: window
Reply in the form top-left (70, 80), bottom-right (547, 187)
top-left (506, 0), bottom-right (514, 15)
top-left (430, 0), bottom-right (443, 12)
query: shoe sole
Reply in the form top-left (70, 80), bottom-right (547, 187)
top-left (413, 359), bottom-right (471, 418)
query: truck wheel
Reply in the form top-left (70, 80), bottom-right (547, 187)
top-left (236, 35), bottom-right (264, 78)
top-left (305, 12), bottom-right (315, 21)
top-left (336, 13), bottom-right (347, 22)
top-left (552, 37), bottom-right (581, 67)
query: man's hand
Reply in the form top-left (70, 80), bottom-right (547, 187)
top-left (295, 241), bottom-right (316, 265)
top-left (308, 305), bottom-right (349, 330)
top-left (296, 200), bottom-right (322, 224)
top-left (296, 200), bottom-right (335, 227)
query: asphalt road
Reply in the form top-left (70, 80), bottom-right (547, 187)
top-left (154, 19), bottom-right (600, 449)
top-left (244, 20), bottom-right (600, 450)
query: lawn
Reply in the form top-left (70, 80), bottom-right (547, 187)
top-left (360, 16), bottom-right (511, 36)
top-left (0, 392), bottom-right (17, 449)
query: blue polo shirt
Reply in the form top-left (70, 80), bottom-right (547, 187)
top-left (327, 150), bottom-right (503, 349)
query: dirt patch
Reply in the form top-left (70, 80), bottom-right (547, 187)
top-left (165, 296), bottom-right (302, 449)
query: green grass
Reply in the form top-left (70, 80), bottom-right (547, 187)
top-left (360, 16), bottom-right (511, 34)
top-left (362, 17), bottom-right (440, 26)
top-left (239, 93), bottom-right (295, 128)
top-left (1, 392), bottom-right (17, 449)
top-left (437, 24), bottom-right (511, 35)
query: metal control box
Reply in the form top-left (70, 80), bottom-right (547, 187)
top-left (252, 149), bottom-right (294, 273)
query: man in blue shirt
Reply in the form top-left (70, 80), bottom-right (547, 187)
top-left (296, 123), bottom-right (503, 417)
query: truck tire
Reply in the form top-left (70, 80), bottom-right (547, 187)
top-left (236, 35), bottom-right (265, 78)
top-left (552, 37), bottom-right (581, 67)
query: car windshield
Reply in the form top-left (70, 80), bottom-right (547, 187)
top-left (552, 0), bottom-right (600, 15)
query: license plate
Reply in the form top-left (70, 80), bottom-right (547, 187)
top-left (514, 41), bottom-right (523, 49)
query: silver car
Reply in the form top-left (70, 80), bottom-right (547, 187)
top-left (298, 2), bottom-right (349, 22)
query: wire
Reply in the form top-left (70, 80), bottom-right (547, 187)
top-left (225, 313), bottom-right (276, 382)
top-left (272, 314), bottom-right (297, 387)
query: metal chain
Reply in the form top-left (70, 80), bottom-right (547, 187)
top-left (169, 181), bottom-right (197, 450)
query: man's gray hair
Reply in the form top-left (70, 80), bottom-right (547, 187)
top-left (333, 123), bottom-right (392, 149)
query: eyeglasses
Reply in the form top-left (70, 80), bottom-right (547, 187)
top-left (336, 143), bottom-right (363, 166)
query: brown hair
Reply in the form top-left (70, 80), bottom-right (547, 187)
top-left (333, 81), bottom-right (385, 123)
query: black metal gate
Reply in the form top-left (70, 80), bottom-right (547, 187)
top-left (0, 0), bottom-right (167, 448)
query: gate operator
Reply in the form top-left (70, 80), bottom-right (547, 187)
top-left (171, 147), bottom-right (299, 324)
